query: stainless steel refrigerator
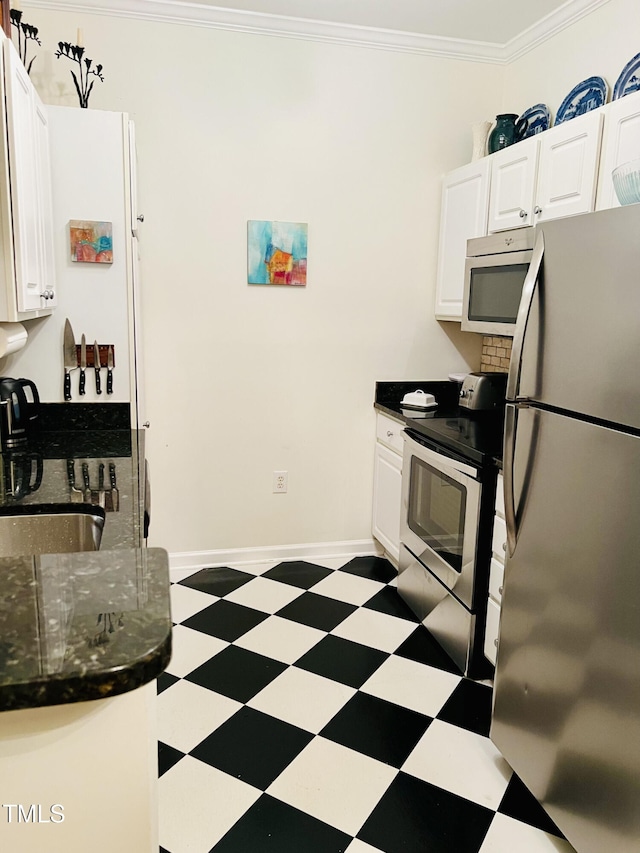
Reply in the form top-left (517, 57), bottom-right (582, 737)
top-left (491, 203), bottom-right (640, 853)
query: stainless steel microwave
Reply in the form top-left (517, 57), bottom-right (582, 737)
top-left (462, 228), bottom-right (534, 336)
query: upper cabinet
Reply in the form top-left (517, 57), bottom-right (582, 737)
top-left (488, 110), bottom-right (603, 232)
top-left (596, 90), bottom-right (640, 210)
top-left (0, 35), bottom-right (56, 321)
top-left (434, 158), bottom-right (490, 320)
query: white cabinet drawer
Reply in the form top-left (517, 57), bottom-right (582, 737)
top-left (484, 597), bottom-right (501, 665)
top-left (492, 513), bottom-right (507, 561)
top-left (376, 413), bottom-right (404, 455)
top-left (495, 473), bottom-right (505, 518)
top-left (489, 557), bottom-right (504, 603)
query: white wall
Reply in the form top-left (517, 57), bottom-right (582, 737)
top-left (15, 6), bottom-right (502, 555)
top-left (502, 0), bottom-right (640, 118)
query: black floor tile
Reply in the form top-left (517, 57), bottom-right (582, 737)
top-left (320, 691), bottom-right (432, 767)
top-left (277, 591), bottom-right (356, 632)
top-left (436, 678), bottom-right (493, 737)
top-left (262, 561), bottom-right (334, 589)
top-left (158, 741), bottom-right (185, 777)
top-left (394, 626), bottom-right (463, 675)
top-left (178, 566), bottom-right (255, 597)
top-left (295, 634), bottom-right (388, 688)
top-left (498, 773), bottom-right (566, 838)
top-left (211, 794), bottom-right (352, 853)
top-left (182, 599), bottom-right (268, 641)
top-left (157, 671), bottom-right (180, 694)
top-left (185, 645), bottom-right (288, 703)
top-left (362, 586), bottom-right (419, 621)
top-left (190, 706), bottom-right (313, 790)
top-left (357, 771), bottom-right (494, 853)
top-left (339, 555), bottom-right (397, 583)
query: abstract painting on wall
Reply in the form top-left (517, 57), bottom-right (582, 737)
top-left (247, 220), bottom-right (308, 286)
top-left (69, 220), bottom-right (113, 264)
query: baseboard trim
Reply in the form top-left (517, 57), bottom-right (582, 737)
top-left (169, 538), bottom-right (383, 577)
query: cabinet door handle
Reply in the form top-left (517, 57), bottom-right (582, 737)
top-left (519, 209), bottom-right (527, 218)
top-left (498, 585), bottom-right (504, 595)
top-left (387, 430), bottom-right (394, 438)
top-left (534, 205), bottom-right (542, 215)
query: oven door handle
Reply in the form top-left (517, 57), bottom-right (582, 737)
top-left (404, 433), bottom-right (479, 480)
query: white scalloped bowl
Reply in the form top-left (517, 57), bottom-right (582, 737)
top-left (612, 159), bottom-right (640, 205)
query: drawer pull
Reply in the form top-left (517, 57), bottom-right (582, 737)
top-left (498, 585), bottom-right (503, 595)
top-left (502, 542), bottom-right (506, 551)
top-left (494, 638), bottom-right (499, 647)
top-left (387, 430), bottom-right (394, 438)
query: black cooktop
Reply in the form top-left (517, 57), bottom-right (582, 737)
top-left (375, 381), bottom-right (504, 466)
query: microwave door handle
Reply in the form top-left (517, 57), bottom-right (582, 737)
top-left (506, 231), bottom-right (545, 403)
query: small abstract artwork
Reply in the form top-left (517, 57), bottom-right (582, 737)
top-left (69, 220), bottom-right (113, 264)
top-left (247, 220), bottom-right (307, 286)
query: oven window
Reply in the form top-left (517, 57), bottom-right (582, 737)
top-left (469, 263), bottom-right (529, 323)
top-left (408, 456), bottom-right (466, 572)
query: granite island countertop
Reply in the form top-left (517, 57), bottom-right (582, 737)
top-left (0, 405), bottom-right (171, 712)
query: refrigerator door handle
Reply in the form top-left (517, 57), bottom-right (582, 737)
top-left (504, 402), bottom-right (519, 557)
top-left (506, 231), bottom-right (545, 403)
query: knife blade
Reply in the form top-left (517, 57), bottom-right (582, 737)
top-left (79, 334), bottom-right (87, 395)
top-left (63, 319), bottom-right (77, 401)
top-left (93, 341), bottom-right (102, 394)
top-left (106, 346), bottom-right (114, 395)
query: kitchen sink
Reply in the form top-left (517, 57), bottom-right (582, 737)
top-left (0, 504), bottom-right (106, 557)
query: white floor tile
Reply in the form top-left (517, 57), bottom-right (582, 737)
top-left (222, 576), bottom-right (303, 613)
top-left (267, 736), bottom-right (396, 836)
top-left (158, 755), bottom-right (260, 853)
top-left (307, 556), bottom-right (351, 570)
top-left (345, 839), bottom-right (384, 853)
top-left (480, 814), bottom-right (577, 852)
top-left (360, 654), bottom-right (461, 716)
top-left (165, 624), bottom-right (228, 677)
top-left (225, 560), bottom-right (280, 576)
top-left (311, 572), bottom-right (385, 606)
top-left (330, 608), bottom-right (416, 653)
top-left (170, 567), bottom-right (204, 583)
top-left (234, 615), bottom-right (325, 664)
top-left (169, 584), bottom-right (218, 623)
top-left (247, 666), bottom-right (356, 734)
top-left (157, 679), bottom-right (242, 753)
top-left (402, 719), bottom-right (512, 810)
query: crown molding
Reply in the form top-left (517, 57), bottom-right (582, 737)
top-left (24, 0), bottom-right (611, 64)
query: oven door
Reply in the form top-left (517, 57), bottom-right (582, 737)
top-left (400, 432), bottom-right (481, 609)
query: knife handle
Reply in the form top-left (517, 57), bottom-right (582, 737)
top-left (106, 367), bottom-right (113, 395)
top-left (79, 368), bottom-right (86, 395)
top-left (64, 370), bottom-right (71, 401)
top-left (95, 366), bottom-right (102, 395)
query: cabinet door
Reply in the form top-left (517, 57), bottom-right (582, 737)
top-left (596, 91), bottom-right (640, 210)
top-left (33, 94), bottom-right (56, 309)
top-left (435, 158), bottom-right (490, 320)
top-left (534, 110), bottom-right (603, 222)
top-left (488, 137), bottom-right (538, 232)
top-left (372, 442), bottom-right (402, 565)
top-left (4, 41), bottom-right (41, 307)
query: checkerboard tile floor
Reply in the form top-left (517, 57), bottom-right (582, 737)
top-left (158, 556), bottom-right (577, 853)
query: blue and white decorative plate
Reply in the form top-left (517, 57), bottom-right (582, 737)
top-left (555, 77), bottom-right (608, 124)
top-left (613, 51), bottom-right (640, 100)
top-left (516, 104), bottom-right (550, 139)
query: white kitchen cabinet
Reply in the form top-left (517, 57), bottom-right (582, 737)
top-left (484, 472), bottom-right (505, 665)
top-left (372, 412), bottom-right (404, 566)
top-left (535, 109), bottom-right (603, 222)
top-left (596, 90), bottom-right (640, 210)
top-left (488, 111), bottom-right (603, 232)
top-left (488, 136), bottom-right (539, 231)
top-left (0, 34), bottom-right (56, 320)
top-left (434, 158), bottom-right (490, 320)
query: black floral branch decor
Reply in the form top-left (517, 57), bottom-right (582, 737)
top-left (10, 8), bottom-right (40, 75)
top-left (55, 41), bottom-right (104, 108)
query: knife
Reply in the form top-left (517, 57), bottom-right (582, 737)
top-left (79, 334), bottom-right (87, 395)
top-left (63, 319), bottom-right (77, 401)
top-left (93, 341), bottom-right (102, 394)
top-left (107, 346), bottom-right (114, 395)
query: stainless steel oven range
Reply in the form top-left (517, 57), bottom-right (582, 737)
top-left (399, 427), bottom-right (498, 677)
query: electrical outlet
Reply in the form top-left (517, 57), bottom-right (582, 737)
top-left (273, 471), bottom-right (288, 493)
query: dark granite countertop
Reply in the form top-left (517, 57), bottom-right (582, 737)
top-left (0, 404), bottom-right (171, 712)
top-left (375, 381), bottom-right (504, 466)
